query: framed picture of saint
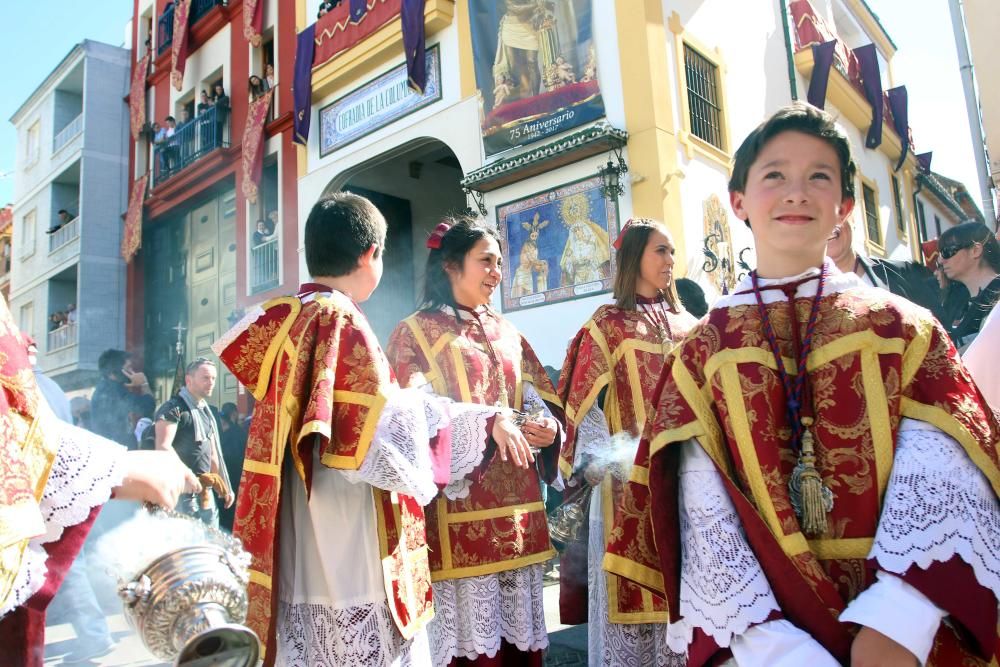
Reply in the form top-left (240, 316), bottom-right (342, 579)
top-left (470, 0), bottom-right (605, 156)
top-left (496, 175), bottom-right (619, 312)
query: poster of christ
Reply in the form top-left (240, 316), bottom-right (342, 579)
top-left (470, 0), bottom-right (606, 156)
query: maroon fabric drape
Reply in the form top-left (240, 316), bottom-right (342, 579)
top-left (170, 0), bottom-right (191, 91)
top-left (129, 52), bottom-right (150, 140)
top-left (121, 174), bottom-right (148, 262)
top-left (244, 0), bottom-right (264, 47)
top-left (241, 89), bottom-right (274, 205)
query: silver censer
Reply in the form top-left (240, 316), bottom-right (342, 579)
top-left (118, 512), bottom-right (260, 666)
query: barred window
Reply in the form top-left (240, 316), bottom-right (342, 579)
top-left (891, 175), bottom-right (905, 236)
top-left (684, 45), bottom-right (725, 150)
top-left (862, 183), bottom-right (882, 246)
top-left (917, 199), bottom-right (928, 241)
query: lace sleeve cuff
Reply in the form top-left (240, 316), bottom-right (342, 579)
top-left (667, 440), bottom-right (780, 653)
top-left (440, 402), bottom-right (496, 500)
top-left (574, 403), bottom-right (612, 470)
top-left (1, 422), bottom-right (126, 618)
top-left (40, 422), bottom-right (127, 543)
top-left (341, 387), bottom-right (450, 505)
top-left (869, 419), bottom-right (1000, 598)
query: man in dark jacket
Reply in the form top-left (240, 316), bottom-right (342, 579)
top-left (89, 349), bottom-right (156, 449)
top-left (827, 219), bottom-right (940, 311)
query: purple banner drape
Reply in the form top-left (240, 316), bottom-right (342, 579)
top-left (807, 40), bottom-right (837, 109)
top-left (401, 0), bottom-right (427, 92)
top-left (293, 24), bottom-right (316, 146)
top-left (853, 43), bottom-right (883, 149)
top-left (917, 152), bottom-right (933, 174)
top-left (350, 0), bottom-right (368, 21)
top-left (887, 86), bottom-right (909, 170)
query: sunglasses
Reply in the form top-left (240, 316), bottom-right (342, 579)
top-left (939, 243), bottom-right (971, 260)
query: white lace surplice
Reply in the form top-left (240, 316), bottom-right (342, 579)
top-left (672, 418), bottom-right (1000, 666)
top-left (1, 420), bottom-right (126, 619)
top-left (577, 403), bottom-right (684, 666)
top-left (428, 383), bottom-right (555, 665)
top-left (276, 387), bottom-right (494, 667)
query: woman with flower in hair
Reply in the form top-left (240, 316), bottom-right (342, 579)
top-left (387, 216), bottom-right (565, 666)
top-left (557, 218), bottom-right (696, 666)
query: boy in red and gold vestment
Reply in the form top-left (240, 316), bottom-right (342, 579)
top-left (387, 217), bottom-right (564, 666)
top-left (213, 195), bottom-right (530, 667)
top-left (557, 219), bottom-right (695, 665)
top-left (606, 104), bottom-right (1000, 666)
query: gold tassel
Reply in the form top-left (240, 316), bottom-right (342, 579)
top-left (797, 417), bottom-right (828, 536)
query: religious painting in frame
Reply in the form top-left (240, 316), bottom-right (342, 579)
top-left (470, 0), bottom-right (605, 156)
top-left (496, 175), bottom-right (618, 313)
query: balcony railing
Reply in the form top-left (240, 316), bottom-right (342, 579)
top-left (48, 321), bottom-right (78, 352)
top-left (157, 0), bottom-right (228, 55)
top-left (53, 114), bottom-right (83, 154)
top-left (48, 216), bottom-right (80, 253)
top-left (152, 105), bottom-right (229, 187)
top-left (250, 237), bottom-right (279, 294)
top-left (157, 4), bottom-right (175, 55)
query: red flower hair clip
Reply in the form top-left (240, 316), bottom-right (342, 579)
top-left (612, 218), bottom-right (638, 250)
top-left (426, 222), bottom-right (452, 249)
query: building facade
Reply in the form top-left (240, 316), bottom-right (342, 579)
top-left (9, 40), bottom-right (131, 392)
top-left (127, 0), bottom-right (300, 408)
top-left (290, 0), bottom-right (955, 369)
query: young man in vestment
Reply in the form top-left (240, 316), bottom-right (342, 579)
top-left (557, 219), bottom-right (695, 666)
top-left (605, 103), bottom-right (1000, 666)
top-left (212, 194), bottom-right (533, 666)
top-left (386, 217), bottom-right (564, 666)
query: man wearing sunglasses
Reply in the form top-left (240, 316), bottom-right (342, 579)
top-left (827, 218), bottom-right (939, 311)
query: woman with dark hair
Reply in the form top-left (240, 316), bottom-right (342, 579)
top-left (387, 216), bottom-right (564, 666)
top-left (247, 74), bottom-right (266, 102)
top-left (939, 221), bottom-right (1000, 349)
top-left (556, 219), bottom-right (694, 666)
top-left (945, 222), bottom-right (1000, 411)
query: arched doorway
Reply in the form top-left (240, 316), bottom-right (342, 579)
top-left (325, 139), bottom-right (467, 343)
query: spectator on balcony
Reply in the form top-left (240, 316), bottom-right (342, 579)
top-left (196, 90), bottom-right (213, 151)
top-left (252, 219), bottom-right (275, 247)
top-left (46, 209), bottom-right (73, 235)
top-left (317, 0), bottom-right (341, 18)
top-left (268, 209), bottom-right (280, 232)
top-left (248, 75), bottom-right (267, 103)
top-left (154, 120), bottom-right (171, 172)
top-left (164, 115), bottom-right (180, 172)
top-left (212, 83), bottom-right (230, 146)
top-left (264, 62), bottom-right (275, 90)
top-left (89, 349), bottom-right (156, 450)
top-left (66, 303), bottom-right (77, 325)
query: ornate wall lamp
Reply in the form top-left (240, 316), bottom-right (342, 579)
top-left (598, 145), bottom-right (628, 200)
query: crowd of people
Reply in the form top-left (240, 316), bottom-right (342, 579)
top-left (1, 103), bottom-right (999, 667)
top-left (46, 303), bottom-right (76, 332)
top-left (152, 83), bottom-right (230, 176)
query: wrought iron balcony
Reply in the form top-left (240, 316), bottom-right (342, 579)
top-left (250, 237), bottom-right (279, 294)
top-left (152, 105), bottom-right (229, 187)
top-left (157, 0), bottom-right (229, 56)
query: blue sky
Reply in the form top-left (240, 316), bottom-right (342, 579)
top-left (0, 1), bottom-right (987, 215)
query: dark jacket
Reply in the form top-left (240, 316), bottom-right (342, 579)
top-left (89, 378), bottom-right (155, 449)
top-left (856, 256), bottom-right (940, 313)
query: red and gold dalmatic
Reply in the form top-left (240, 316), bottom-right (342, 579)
top-left (606, 287), bottom-right (1000, 665)
top-left (387, 308), bottom-right (563, 580)
top-left (214, 286), bottom-right (433, 664)
top-left (557, 302), bottom-right (694, 623)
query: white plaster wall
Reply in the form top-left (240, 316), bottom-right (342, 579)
top-left (171, 24), bottom-right (232, 109)
top-left (660, 0), bottom-right (790, 298)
